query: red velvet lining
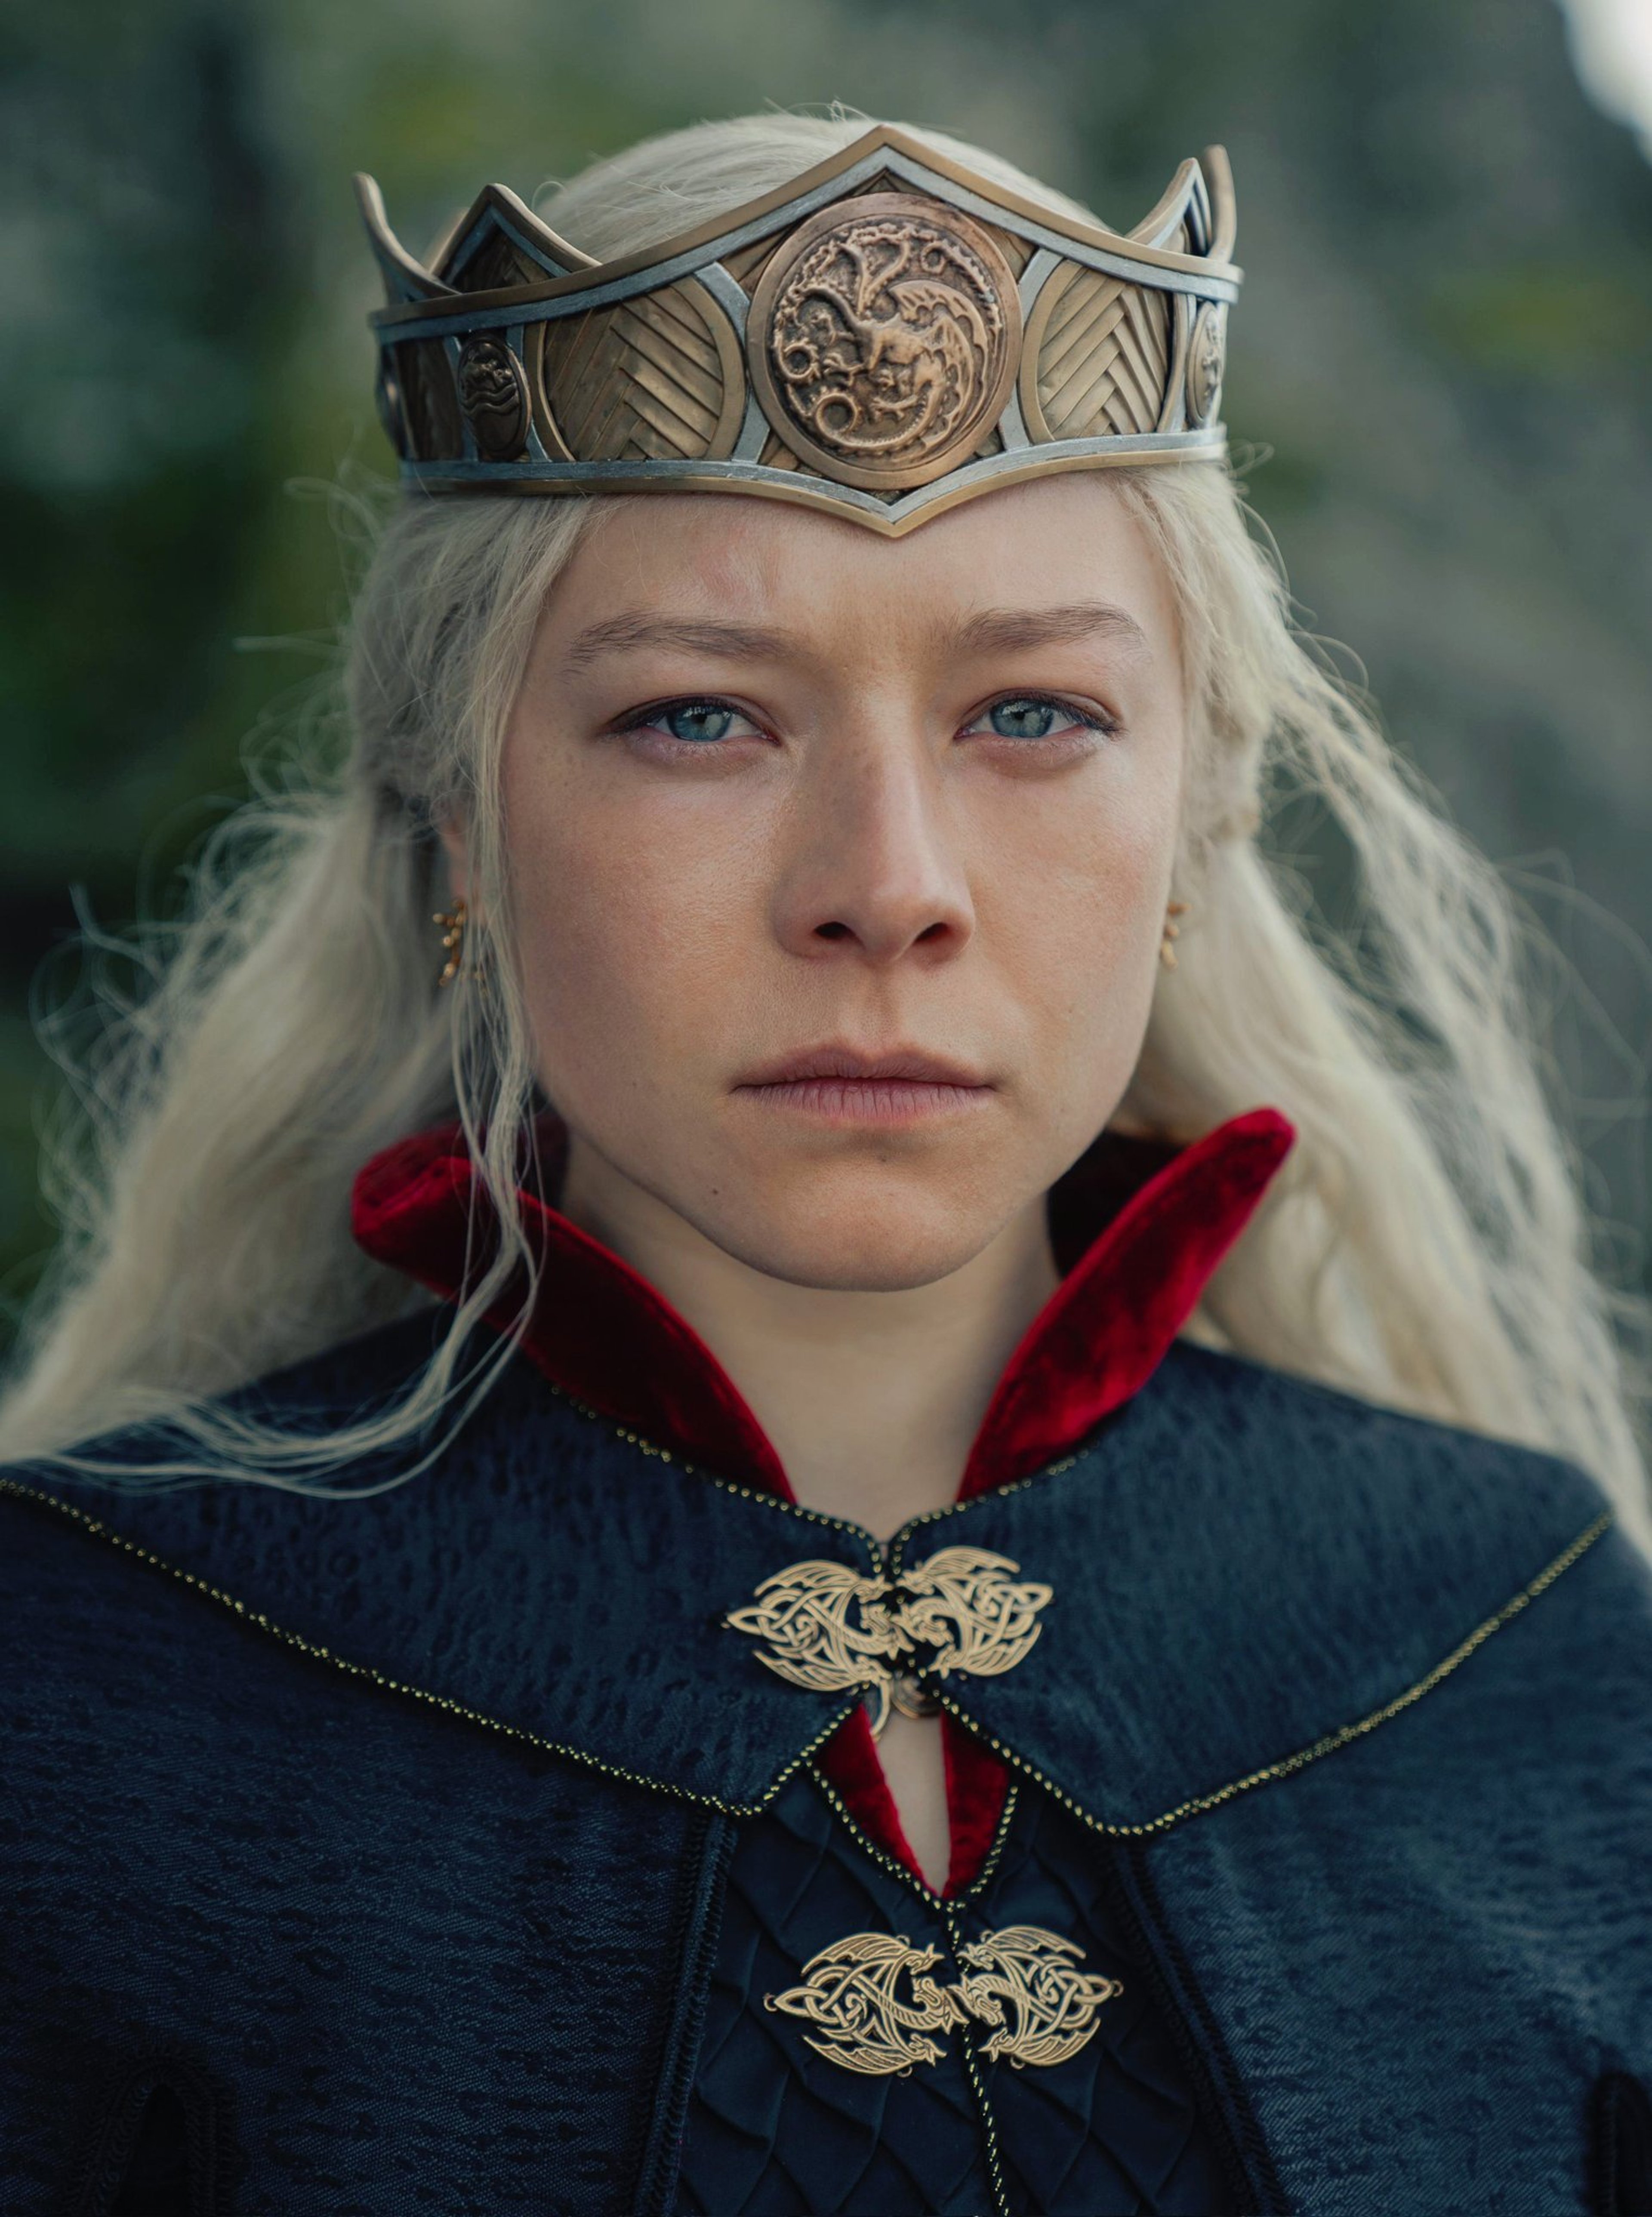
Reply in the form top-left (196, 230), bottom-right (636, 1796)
top-left (959, 1107), bottom-right (1295, 1499)
top-left (817, 1706), bottom-right (922, 1872)
top-left (941, 1714), bottom-right (1013, 1896)
top-left (809, 1707), bottom-right (1009, 1898)
top-left (351, 1105), bottom-right (1295, 1895)
top-left (353, 1123), bottom-right (790, 1500)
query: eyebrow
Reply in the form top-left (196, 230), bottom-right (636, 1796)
top-left (944, 601), bottom-right (1151, 661)
top-left (561, 613), bottom-right (792, 672)
top-left (558, 598), bottom-right (1150, 673)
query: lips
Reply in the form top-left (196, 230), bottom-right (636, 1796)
top-left (730, 1044), bottom-right (997, 1125)
top-left (735, 1044), bottom-right (992, 1090)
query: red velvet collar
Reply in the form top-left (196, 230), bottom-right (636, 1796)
top-left (352, 1104), bottom-right (1294, 1891)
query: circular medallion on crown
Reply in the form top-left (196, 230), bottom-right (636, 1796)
top-left (1185, 302), bottom-right (1227, 429)
top-left (374, 358), bottom-right (409, 460)
top-left (749, 193), bottom-right (1021, 493)
top-left (456, 335), bottom-right (531, 461)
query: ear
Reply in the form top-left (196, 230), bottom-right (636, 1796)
top-left (436, 814), bottom-right (473, 906)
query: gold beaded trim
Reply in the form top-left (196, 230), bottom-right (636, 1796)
top-left (778, 1764), bottom-right (1038, 2217)
top-left (4, 1375), bottom-right (1604, 1848)
top-left (948, 1907), bottom-right (1014, 2217)
top-left (807, 1761), bottom-right (1020, 1908)
top-left (935, 1509), bottom-right (1613, 1840)
top-left (0, 1366), bottom-right (1100, 1825)
top-left (595, 1394), bottom-right (1076, 1550)
top-left (0, 1473), bottom-right (855, 1819)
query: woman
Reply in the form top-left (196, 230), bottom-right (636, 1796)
top-left (2, 110), bottom-right (1649, 2217)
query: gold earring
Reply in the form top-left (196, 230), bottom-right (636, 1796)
top-left (434, 898), bottom-right (466, 987)
top-left (1160, 900), bottom-right (1189, 970)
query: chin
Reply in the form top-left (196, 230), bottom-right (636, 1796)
top-left (690, 1163), bottom-right (1017, 1293)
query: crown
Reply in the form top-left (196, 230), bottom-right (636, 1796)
top-left (357, 125), bottom-right (1239, 537)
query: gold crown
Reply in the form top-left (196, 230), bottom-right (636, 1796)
top-left (358, 125), bottom-right (1239, 538)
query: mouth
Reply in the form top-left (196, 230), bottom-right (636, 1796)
top-left (732, 1044), bottom-right (996, 1126)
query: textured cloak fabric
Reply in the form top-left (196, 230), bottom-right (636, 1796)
top-left (4, 1106), bottom-right (1652, 2213)
top-left (351, 1104), bottom-right (1296, 1890)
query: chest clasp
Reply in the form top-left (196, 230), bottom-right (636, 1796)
top-left (765, 1923), bottom-right (1121, 2075)
top-left (724, 1544), bottom-right (1052, 1735)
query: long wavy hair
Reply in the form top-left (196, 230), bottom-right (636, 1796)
top-left (5, 111), bottom-right (1649, 1546)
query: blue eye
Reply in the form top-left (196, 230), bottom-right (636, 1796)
top-left (617, 698), bottom-right (765, 747)
top-left (660, 702), bottom-right (740, 743)
top-left (990, 698), bottom-right (1061, 739)
top-left (966, 695), bottom-right (1109, 742)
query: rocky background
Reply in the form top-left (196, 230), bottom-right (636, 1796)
top-left (1, 0), bottom-right (1648, 1322)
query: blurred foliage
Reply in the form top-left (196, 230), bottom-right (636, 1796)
top-left (2, 0), bottom-right (1650, 1330)
top-left (1425, 263), bottom-right (1652, 372)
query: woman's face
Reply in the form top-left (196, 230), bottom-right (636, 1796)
top-left (481, 473), bottom-right (1187, 1291)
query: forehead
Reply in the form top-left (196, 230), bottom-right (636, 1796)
top-left (542, 474), bottom-right (1178, 662)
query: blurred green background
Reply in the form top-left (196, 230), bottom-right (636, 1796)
top-left (3, 0), bottom-right (1650, 1334)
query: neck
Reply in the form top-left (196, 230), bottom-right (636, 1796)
top-left (556, 1136), bottom-right (1060, 1540)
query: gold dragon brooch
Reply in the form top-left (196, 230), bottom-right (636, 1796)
top-left (724, 1543), bottom-right (1053, 1735)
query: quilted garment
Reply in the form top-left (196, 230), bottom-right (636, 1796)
top-left (5, 1309), bottom-right (1652, 2213)
top-left (677, 1770), bottom-right (1234, 2216)
top-left (969, 1787), bottom-right (1233, 2214)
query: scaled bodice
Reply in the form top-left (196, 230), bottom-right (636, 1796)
top-left (679, 1770), bottom-right (1235, 2214)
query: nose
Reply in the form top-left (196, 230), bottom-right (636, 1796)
top-left (770, 722), bottom-right (976, 966)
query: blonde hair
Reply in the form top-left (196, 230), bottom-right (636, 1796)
top-left (5, 111), bottom-right (1649, 1546)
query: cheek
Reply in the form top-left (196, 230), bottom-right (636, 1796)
top-left (976, 757), bottom-right (1178, 1034)
top-left (963, 748), bottom-right (1180, 1164)
top-left (499, 741), bottom-right (746, 1113)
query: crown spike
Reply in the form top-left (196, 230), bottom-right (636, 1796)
top-left (1129, 156), bottom-right (1201, 249)
top-left (352, 173), bottom-right (455, 306)
top-left (420, 203), bottom-right (472, 280)
top-left (1202, 144), bottom-right (1238, 262)
top-left (434, 181), bottom-right (600, 290)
